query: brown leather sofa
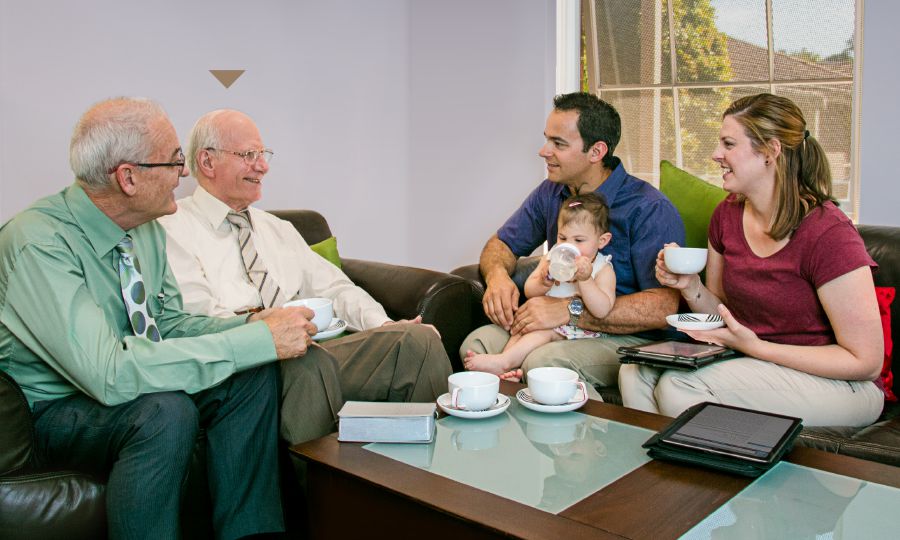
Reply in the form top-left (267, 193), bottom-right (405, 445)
top-left (0, 209), bottom-right (474, 539)
top-left (452, 224), bottom-right (900, 466)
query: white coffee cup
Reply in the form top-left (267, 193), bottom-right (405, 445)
top-left (664, 247), bottom-right (708, 275)
top-left (548, 242), bottom-right (580, 282)
top-left (527, 367), bottom-right (586, 406)
top-left (284, 297), bottom-right (333, 332)
top-left (448, 371), bottom-right (499, 411)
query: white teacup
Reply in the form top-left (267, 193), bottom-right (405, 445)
top-left (448, 371), bottom-right (499, 411)
top-left (284, 297), bottom-right (333, 332)
top-left (664, 247), bottom-right (708, 275)
top-left (527, 367), bottom-right (586, 406)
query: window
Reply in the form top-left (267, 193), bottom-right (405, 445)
top-left (583, 0), bottom-right (861, 218)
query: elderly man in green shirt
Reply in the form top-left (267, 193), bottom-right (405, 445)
top-left (0, 98), bottom-right (316, 539)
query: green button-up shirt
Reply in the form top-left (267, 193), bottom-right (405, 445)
top-left (0, 184), bottom-right (276, 408)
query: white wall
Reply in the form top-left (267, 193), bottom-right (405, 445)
top-left (0, 0), bottom-right (555, 271)
top-left (0, 0), bottom-right (415, 262)
top-left (859, 1), bottom-right (900, 226)
top-left (2, 0), bottom-right (893, 274)
top-left (407, 1), bottom-right (556, 270)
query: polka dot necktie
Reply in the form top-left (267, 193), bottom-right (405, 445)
top-left (226, 211), bottom-right (286, 309)
top-left (115, 235), bottom-right (161, 342)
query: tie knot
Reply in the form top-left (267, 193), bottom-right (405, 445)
top-left (116, 235), bottom-right (134, 254)
top-left (226, 211), bottom-right (252, 230)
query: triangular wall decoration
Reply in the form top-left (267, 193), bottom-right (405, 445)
top-left (209, 70), bottom-right (245, 89)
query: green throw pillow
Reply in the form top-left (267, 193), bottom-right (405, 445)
top-left (659, 160), bottom-right (728, 249)
top-left (310, 236), bottom-right (342, 268)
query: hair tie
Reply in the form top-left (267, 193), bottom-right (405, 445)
top-left (804, 129), bottom-right (810, 140)
top-left (568, 201), bottom-right (582, 208)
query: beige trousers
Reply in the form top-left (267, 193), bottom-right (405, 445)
top-left (279, 324), bottom-right (452, 445)
top-left (460, 324), bottom-right (649, 400)
top-left (619, 357), bottom-right (884, 427)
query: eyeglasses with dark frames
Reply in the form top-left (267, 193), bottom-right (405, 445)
top-left (108, 150), bottom-right (186, 174)
top-left (207, 147), bottom-right (274, 165)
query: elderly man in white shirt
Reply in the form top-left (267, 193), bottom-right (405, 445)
top-left (159, 109), bottom-right (452, 445)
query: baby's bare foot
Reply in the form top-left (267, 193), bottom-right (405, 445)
top-left (499, 368), bottom-right (524, 383)
top-left (464, 351), bottom-right (508, 376)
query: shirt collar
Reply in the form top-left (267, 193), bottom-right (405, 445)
top-left (191, 185), bottom-right (245, 230)
top-left (64, 183), bottom-right (126, 256)
top-left (596, 159), bottom-right (626, 206)
top-left (557, 159), bottom-right (627, 206)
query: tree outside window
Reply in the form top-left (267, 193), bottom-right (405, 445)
top-left (583, 0), bottom-right (859, 218)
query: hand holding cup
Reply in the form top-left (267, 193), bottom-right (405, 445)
top-left (656, 243), bottom-right (707, 290)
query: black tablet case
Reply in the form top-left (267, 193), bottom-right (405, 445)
top-left (642, 402), bottom-right (803, 477)
top-left (618, 340), bottom-right (739, 371)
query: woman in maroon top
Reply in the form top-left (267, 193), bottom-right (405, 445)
top-left (619, 94), bottom-right (884, 426)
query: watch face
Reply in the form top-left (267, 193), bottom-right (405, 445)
top-left (569, 298), bottom-right (584, 316)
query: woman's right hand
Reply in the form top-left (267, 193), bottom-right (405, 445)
top-left (655, 242), bottom-right (699, 291)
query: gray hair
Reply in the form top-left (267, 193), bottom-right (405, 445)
top-left (69, 97), bottom-right (167, 190)
top-left (187, 109), bottom-right (230, 178)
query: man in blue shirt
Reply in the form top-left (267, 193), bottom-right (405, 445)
top-left (461, 93), bottom-right (685, 394)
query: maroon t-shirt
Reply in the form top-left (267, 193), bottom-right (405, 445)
top-left (708, 196), bottom-right (875, 346)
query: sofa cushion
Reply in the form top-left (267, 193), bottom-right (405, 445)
top-left (877, 287), bottom-right (896, 401)
top-left (310, 236), bottom-right (342, 268)
top-left (659, 160), bottom-right (728, 249)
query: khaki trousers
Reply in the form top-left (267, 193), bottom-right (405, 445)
top-left (460, 324), bottom-right (649, 400)
top-left (279, 324), bottom-right (452, 445)
top-left (619, 357), bottom-right (884, 427)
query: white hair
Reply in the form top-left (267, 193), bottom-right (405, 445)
top-left (187, 109), bottom-right (231, 178)
top-left (69, 97), bottom-right (167, 190)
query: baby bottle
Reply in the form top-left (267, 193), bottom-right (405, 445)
top-left (548, 243), bottom-right (580, 282)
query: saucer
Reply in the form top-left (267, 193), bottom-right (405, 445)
top-left (666, 313), bottom-right (725, 331)
top-left (312, 318), bottom-right (347, 341)
top-left (437, 393), bottom-right (511, 419)
top-left (515, 387), bottom-right (588, 413)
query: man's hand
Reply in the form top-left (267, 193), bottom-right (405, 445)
top-left (478, 235), bottom-right (520, 331)
top-left (383, 315), bottom-right (441, 338)
top-left (510, 296), bottom-right (568, 336)
top-left (483, 271), bottom-right (520, 330)
top-left (257, 306), bottom-right (319, 360)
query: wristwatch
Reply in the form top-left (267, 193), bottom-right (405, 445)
top-left (568, 298), bottom-right (584, 327)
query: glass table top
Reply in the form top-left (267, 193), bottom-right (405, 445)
top-left (682, 461), bottom-right (900, 539)
top-left (366, 399), bottom-right (654, 514)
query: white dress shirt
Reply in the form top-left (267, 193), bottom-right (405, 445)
top-left (159, 186), bottom-right (391, 330)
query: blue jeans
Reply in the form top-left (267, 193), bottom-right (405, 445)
top-left (32, 364), bottom-right (283, 540)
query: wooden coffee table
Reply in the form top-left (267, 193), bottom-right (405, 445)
top-left (290, 382), bottom-right (900, 539)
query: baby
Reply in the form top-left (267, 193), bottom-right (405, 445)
top-left (465, 192), bottom-right (616, 378)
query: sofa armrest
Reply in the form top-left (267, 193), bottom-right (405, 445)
top-left (451, 255), bottom-right (544, 331)
top-left (1, 370), bottom-right (35, 475)
top-left (341, 258), bottom-right (477, 372)
top-left (0, 470), bottom-right (106, 540)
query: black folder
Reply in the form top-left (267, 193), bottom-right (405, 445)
top-left (642, 402), bottom-right (803, 477)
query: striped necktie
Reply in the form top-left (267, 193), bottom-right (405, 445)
top-left (226, 210), bottom-right (286, 309)
top-left (115, 235), bottom-right (161, 341)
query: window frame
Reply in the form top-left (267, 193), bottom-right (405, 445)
top-left (578, 0), bottom-right (864, 219)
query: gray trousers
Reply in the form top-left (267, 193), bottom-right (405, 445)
top-left (619, 357), bottom-right (884, 427)
top-left (279, 323), bottom-right (452, 445)
top-left (460, 323), bottom-right (649, 400)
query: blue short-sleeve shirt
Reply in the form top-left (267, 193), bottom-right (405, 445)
top-left (497, 160), bottom-right (685, 296)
